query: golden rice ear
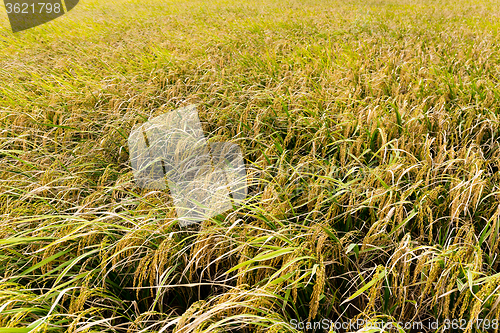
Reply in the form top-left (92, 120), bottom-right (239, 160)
top-left (208, 141), bottom-right (248, 207)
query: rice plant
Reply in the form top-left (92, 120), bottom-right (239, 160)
top-left (1, 0), bottom-right (500, 332)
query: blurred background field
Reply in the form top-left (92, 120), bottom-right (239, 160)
top-left (1, 0), bottom-right (500, 331)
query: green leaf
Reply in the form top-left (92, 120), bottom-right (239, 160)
top-left (343, 268), bottom-right (387, 304)
top-left (227, 247), bottom-right (296, 274)
top-left (18, 249), bottom-right (71, 277)
top-left (346, 243), bottom-right (357, 254)
top-left (0, 237), bottom-right (56, 245)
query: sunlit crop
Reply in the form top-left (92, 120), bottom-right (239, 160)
top-left (1, 0), bottom-right (500, 332)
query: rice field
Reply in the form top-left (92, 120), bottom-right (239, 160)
top-left (1, 0), bottom-right (500, 331)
